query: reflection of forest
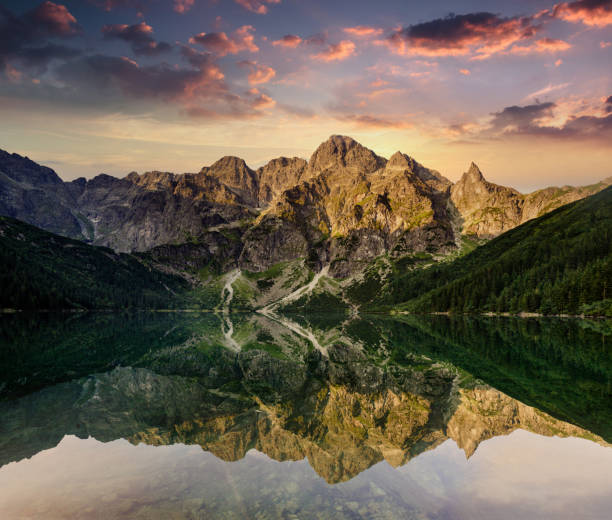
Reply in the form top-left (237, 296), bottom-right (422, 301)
top-left (1, 311), bottom-right (610, 483)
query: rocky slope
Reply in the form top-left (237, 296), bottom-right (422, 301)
top-left (1, 137), bottom-right (610, 275)
top-left (451, 162), bottom-right (612, 237)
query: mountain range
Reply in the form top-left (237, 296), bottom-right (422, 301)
top-left (2, 136), bottom-right (610, 278)
top-left (1, 136), bottom-right (611, 316)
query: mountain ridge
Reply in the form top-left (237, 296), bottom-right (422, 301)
top-left (1, 136), bottom-right (610, 276)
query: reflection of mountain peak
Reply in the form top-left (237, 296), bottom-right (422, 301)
top-left (1, 356), bottom-right (607, 484)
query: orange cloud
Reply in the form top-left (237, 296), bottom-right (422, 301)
top-left (271, 34), bottom-right (303, 48)
top-left (460, 68), bottom-right (471, 75)
top-left (311, 40), bottom-right (356, 62)
top-left (555, 58), bottom-right (563, 66)
top-left (339, 114), bottom-right (411, 129)
top-left (343, 26), bottom-right (383, 37)
top-left (601, 40), bottom-right (612, 48)
top-left (189, 25), bottom-right (258, 56)
top-left (509, 38), bottom-right (572, 55)
top-left (239, 60), bottom-right (276, 84)
top-left (552, 0), bottom-right (612, 27)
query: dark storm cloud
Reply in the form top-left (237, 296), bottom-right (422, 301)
top-left (102, 21), bottom-right (172, 56)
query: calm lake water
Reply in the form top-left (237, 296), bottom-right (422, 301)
top-left (1, 312), bottom-right (611, 519)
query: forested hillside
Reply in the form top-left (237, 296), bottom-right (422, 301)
top-left (376, 187), bottom-right (612, 315)
top-left (0, 217), bottom-right (189, 310)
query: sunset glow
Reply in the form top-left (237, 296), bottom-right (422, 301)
top-left (1, 0), bottom-right (611, 189)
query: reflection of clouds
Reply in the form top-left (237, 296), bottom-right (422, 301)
top-left (1, 430), bottom-right (610, 519)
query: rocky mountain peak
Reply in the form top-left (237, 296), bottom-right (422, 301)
top-left (208, 155), bottom-right (252, 174)
top-left (203, 155), bottom-right (258, 202)
top-left (308, 135), bottom-right (386, 174)
top-left (0, 149), bottom-right (63, 186)
top-left (386, 151), bottom-right (416, 171)
top-left (461, 162), bottom-right (486, 184)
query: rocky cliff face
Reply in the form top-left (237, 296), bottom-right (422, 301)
top-left (450, 162), bottom-right (611, 238)
top-left (1, 138), bottom-right (610, 273)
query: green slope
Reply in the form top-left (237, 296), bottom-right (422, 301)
top-left (375, 186), bottom-right (612, 315)
top-left (0, 217), bottom-right (189, 310)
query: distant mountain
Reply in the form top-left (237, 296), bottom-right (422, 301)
top-left (0, 216), bottom-right (189, 310)
top-left (1, 137), bottom-right (610, 276)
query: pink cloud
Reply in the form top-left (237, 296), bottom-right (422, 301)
top-left (238, 60), bottom-right (276, 84)
top-left (234, 0), bottom-right (281, 15)
top-left (271, 34), bottom-right (303, 48)
top-left (247, 88), bottom-right (275, 109)
top-left (173, 0), bottom-right (195, 14)
top-left (311, 40), bottom-right (356, 62)
top-left (190, 25), bottom-right (258, 56)
top-left (600, 40), bottom-right (612, 48)
top-left (555, 58), bottom-right (563, 66)
top-left (29, 1), bottom-right (79, 36)
top-left (460, 68), bottom-right (471, 75)
top-left (343, 26), bottom-right (383, 37)
top-left (552, 0), bottom-right (612, 27)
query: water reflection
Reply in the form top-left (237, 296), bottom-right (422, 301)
top-left (0, 312), bottom-right (611, 518)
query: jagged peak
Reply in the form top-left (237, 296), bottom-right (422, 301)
top-left (460, 162), bottom-right (486, 183)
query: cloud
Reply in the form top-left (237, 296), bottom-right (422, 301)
top-left (89, 0), bottom-right (150, 11)
top-left (102, 22), bottom-right (172, 55)
top-left (28, 1), bottom-right (79, 36)
top-left (57, 54), bottom-right (225, 101)
top-left (509, 38), bottom-right (572, 55)
top-left (311, 40), bottom-right (356, 62)
top-left (343, 26), bottom-right (383, 37)
top-left (0, 2), bottom-right (80, 76)
top-left (379, 12), bottom-right (541, 60)
top-left (525, 82), bottom-right (571, 99)
top-left (489, 103), bottom-right (557, 133)
top-left (552, 0), bottom-right (612, 27)
top-left (173, 0), bottom-right (195, 14)
top-left (247, 87), bottom-right (275, 109)
top-left (337, 114), bottom-right (411, 129)
top-left (238, 60), bottom-right (276, 84)
top-left (460, 68), bottom-right (471, 75)
top-left (601, 40), bottom-right (612, 47)
top-left (189, 25), bottom-right (258, 56)
top-left (271, 34), bottom-right (303, 48)
top-left (234, 0), bottom-right (281, 15)
top-left (463, 99), bottom-right (612, 141)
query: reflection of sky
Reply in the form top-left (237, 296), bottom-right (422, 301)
top-left (0, 1), bottom-right (611, 188)
top-left (1, 430), bottom-right (610, 519)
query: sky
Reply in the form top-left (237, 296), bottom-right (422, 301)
top-left (0, 0), bottom-right (611, 190)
